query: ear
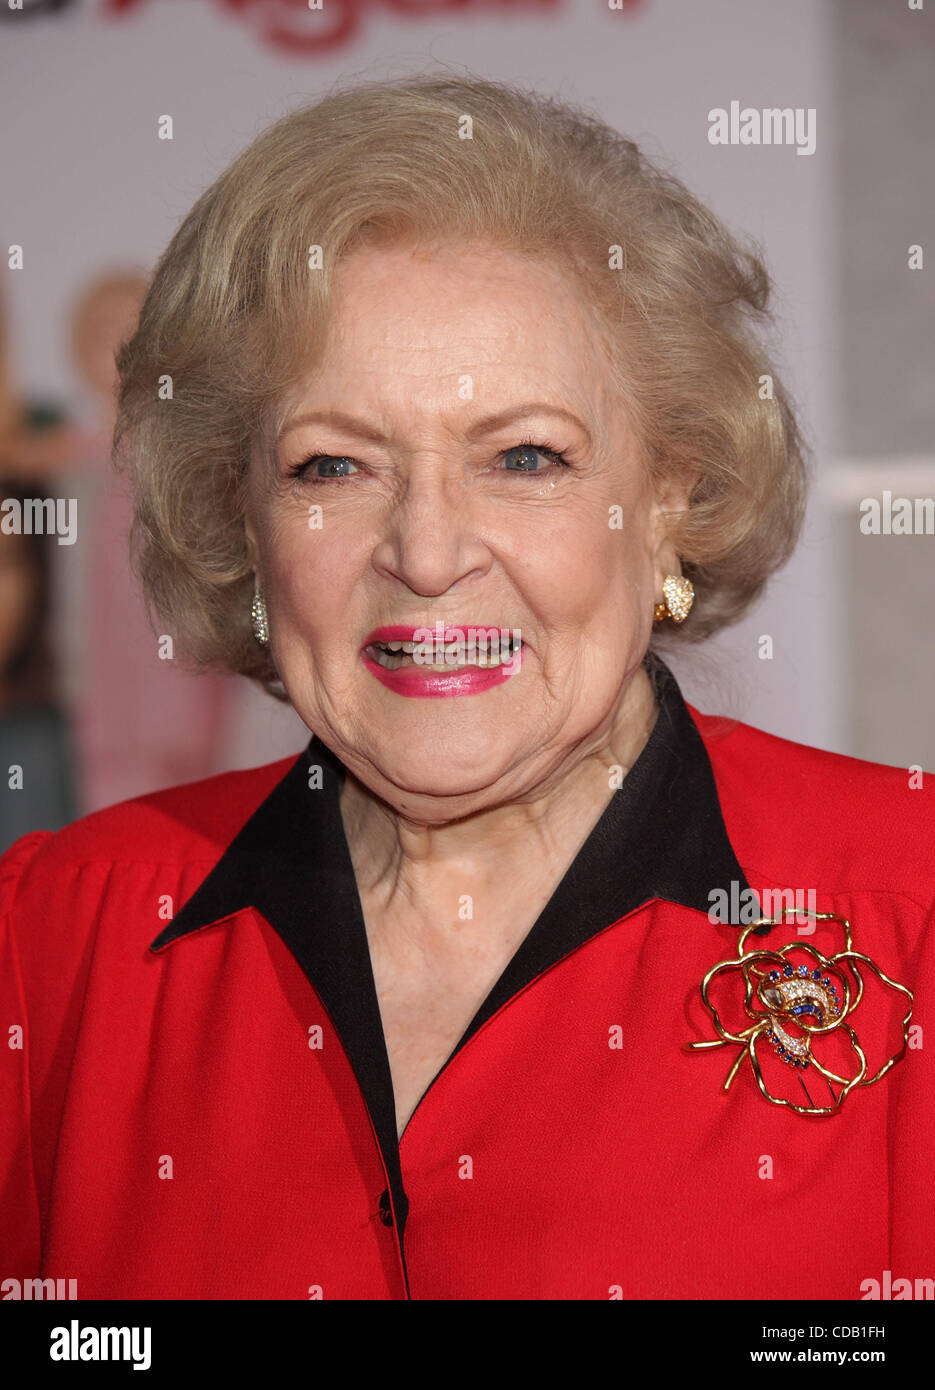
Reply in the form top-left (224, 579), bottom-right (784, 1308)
top-left (243, 505), bottom-right (260, 577)
top-left (648, 466), bottom-right (698, 589)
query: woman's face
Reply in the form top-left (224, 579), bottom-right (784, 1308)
top-left (245, 242), bottom-right (686, 818)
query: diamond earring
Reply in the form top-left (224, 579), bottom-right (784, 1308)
top-left (250, 578), bottom-right (269, 645)
top-left (653, 573), bottom-right (694, 624)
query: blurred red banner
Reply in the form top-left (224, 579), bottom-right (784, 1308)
top-left (100, 0), bottom-right (641, 57)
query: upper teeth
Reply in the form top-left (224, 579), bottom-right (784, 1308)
top-left (371, 635), bottom-right (522, 668)
top-left (378, 638), bottom-right (517, 653)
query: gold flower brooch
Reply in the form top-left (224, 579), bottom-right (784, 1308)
top-left (688, 910), bottom-right (913, 1115)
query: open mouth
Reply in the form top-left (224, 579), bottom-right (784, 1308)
top-left (366, 634), bottom-right (523, 671)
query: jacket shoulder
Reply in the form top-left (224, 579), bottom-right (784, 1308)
top-left (0, 754), bottom-right (300, 897)
top-left (690, 706), bottom-right (935, 902)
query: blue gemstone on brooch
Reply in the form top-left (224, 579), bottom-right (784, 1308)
top-left (769, 970), bottom-right (780, 982)
top-left (812, 968), bottom-right (822, 980)
top-left (798, 965), bottom-right (808, 976)
top-left (783, 964), bottom-right (794, 977)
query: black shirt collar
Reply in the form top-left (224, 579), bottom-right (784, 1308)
top-left (150, 654), bottom-right (749, 1248)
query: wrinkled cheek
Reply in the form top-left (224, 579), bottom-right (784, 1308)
top-left (265, 528), bottom-right (337, 637)
top-left (265, 582), bottom-right (327, 704)
top-left (586, 542), bottom-right (653, 638)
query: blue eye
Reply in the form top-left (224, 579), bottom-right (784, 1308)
top-left (501, 444), bottom-right (569, 473)
top-left (288, 455), bottom-right (358, 481)
top-left (314, 456), bottom-right (357, 479)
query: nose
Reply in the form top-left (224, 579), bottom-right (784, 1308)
top-left (370, 458), bottom-right (491, 597)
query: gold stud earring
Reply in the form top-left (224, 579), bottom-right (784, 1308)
top-left (654, 573), bottom-right (694, 624)
top-left (251, 577), bottom-right (269, 646)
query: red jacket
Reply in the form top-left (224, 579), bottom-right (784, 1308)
top-left (1, 662), bottom-right (933, 1300)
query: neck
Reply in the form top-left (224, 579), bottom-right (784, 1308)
top-left (338, 663), bottom-right (659, 931)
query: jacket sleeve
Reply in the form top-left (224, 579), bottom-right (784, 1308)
top-left (0, 831), bottom-right (53, 1280)
top-left (890, 886), bottom-right (935, 1274)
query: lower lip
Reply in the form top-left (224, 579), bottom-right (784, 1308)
top-left (361, 645), bottom-right (523, 698)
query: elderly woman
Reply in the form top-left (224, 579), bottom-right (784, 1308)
top-left (1, 76), bottom-right (932, 1303)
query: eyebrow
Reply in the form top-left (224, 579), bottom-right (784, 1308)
top-left (276, 403), bottom-right (592, 447)
top-left (277, 410), bottom-right (387, 445)
top-left (466, 404), bottom-right (592, 445)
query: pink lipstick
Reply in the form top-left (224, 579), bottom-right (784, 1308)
top-left (360, 622), bottom-right (523, 699)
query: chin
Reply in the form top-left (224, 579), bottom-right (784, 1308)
top-left (376, 746), bottom-right (518, 801)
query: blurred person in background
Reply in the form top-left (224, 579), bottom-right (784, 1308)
top-left (66, 269), bottom-right (234, 812)
top-left (0, 289), bottom-right (79, 850)
top-left (0, 286), bottom-right (81, 485)
top-left (0, 477), bottom-right (78, 852)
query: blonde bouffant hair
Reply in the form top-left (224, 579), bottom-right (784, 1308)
top-left (114, 74), bottom-right (808, 696)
